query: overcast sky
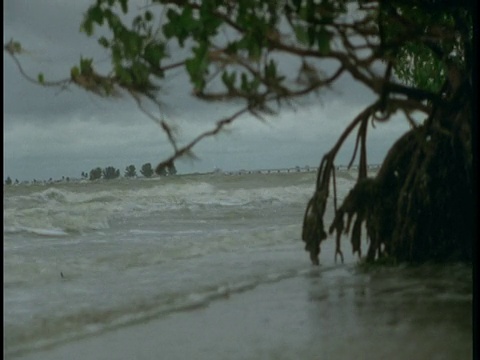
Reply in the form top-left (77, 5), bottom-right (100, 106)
top-left (4, 0), bottom-right (411, 182)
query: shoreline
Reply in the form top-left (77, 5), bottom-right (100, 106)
top-left (11, 271), bottom-right (472, 360)
top-left (4, 165), bottom-right (380, 187)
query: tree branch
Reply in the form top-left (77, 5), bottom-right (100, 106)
top-left (154, 106), bottom-right (250, 174)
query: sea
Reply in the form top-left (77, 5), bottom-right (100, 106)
top-left (3, 169), bottom-right (473, 359)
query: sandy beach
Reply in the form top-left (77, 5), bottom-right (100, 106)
top-left (12, 266), bottom-right (472, 360)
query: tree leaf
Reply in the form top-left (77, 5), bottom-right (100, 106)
top-left (293, 25), bottom-right (309, 45)
top-left (317, 28), bottom-right (331, 55)
top-left (119, 0), bottom-right (128, 14)
top-left (145, 11), bottom-right (153, 22)
top-left (98, 36), bottom-right (110, 48)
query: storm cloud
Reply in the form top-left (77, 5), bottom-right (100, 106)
top-left (4, 1), bottom-right (410, 181)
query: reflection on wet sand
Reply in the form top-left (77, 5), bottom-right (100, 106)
top-left (305, 264), bottom-right (472, 360)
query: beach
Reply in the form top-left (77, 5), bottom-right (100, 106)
top-left (4, 171), bottom-right (472, 359)
top-left (13, 265), bottom-right (472, 360)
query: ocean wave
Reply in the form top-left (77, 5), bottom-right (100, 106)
top-left (4, 226), bottom-right (70, 237)
top-left (4, 208), bottom-right (111, 236)
top-left (4, 172), bottom-right (357, 237)
top-left (4, 268), bottom-right (303, 358)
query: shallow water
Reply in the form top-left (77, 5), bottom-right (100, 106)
top-left (3, 170), bottom-right (473, 358)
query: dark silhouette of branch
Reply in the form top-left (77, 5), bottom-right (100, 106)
top-left (155, 106), bottom-right (250, 174)
top-left (5, 39), bottom-right (71, 88)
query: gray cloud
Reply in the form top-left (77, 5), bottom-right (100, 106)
top-left (4, 1), bottom-right (409, 182)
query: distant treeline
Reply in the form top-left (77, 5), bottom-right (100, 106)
top-left (5, 162), bottom-right (177, 185)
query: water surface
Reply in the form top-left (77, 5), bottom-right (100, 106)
top-left (4, 170), bottom-right (472, 358)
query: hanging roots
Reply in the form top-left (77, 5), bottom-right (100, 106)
top-left (302, 78), bottom-right (473, 265)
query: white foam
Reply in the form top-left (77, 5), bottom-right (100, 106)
top-left (26, 227), bottom-right (69, 237)
top-left (3, 171), bottom-right (367, 357)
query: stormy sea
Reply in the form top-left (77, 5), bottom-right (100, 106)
top-left (4, 169), bottom-right (472, 359)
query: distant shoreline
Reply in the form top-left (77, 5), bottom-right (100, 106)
top-left (4, 164), bottom-right (382, 186)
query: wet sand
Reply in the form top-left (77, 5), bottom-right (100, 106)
top-left (12, 268), bottom-right (472, 360)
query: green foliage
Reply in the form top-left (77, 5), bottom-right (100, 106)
top-left (379, 2), bottom-right (472, 93)
top-left (89, 167), bottom-right (102, 181)
top-left (79, 0), bottom-right (165, 96)
top-left (79, 57), bottom-right (94, 75)
top-left (163, 7), bottom-right (197, 47)
top-left (185, 44), bottom-right (209, 92)
top-left (140, 162), bottom-right (154, 178)
top-left (124, 164), bottom-right (136, 177)
top-left (70, 66), bottom-right (80, 78)
top-left (4, 39), bottom-right (24, 56)
top-left (5, 176), bottom-right (12, 185)
top-left (103, 166), bottom-right (121, 179)
top-left (73, 0), bottom-right (471, 112)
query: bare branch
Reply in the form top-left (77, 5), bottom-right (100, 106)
top-left (5, 40), bottom-right (71, 88)
top-left (155, 106), bottom-right (250, 174)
